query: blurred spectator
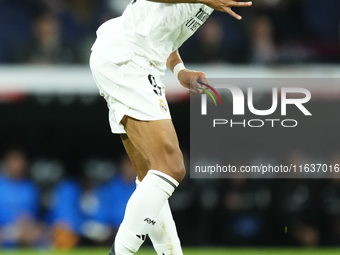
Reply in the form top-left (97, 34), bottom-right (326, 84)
top-left (302, 0), bottom-right (340, 62)
top-left (269, 151), bottom-right (322, 247)
top-left (58, 0), bottom-right (107, 62)
top-left (48, 179), bottom-right (82, 249)
top-left (218, 178), bottom-right (272, 246)
top-left (0, 0), bottom-right (339, 64)
top-left (48, 158), bottom-right (116, 248)
top-left (250, 16), bottom-right (278, 64)
top-left (0, 148), bottom-right (44, 247)
top-left (96, 155), bottom-right (136, 232)
top-left (30, 159), bottom-right (65, 214)
top-left (28, 13), bottom-right (76, 64)
top-left (181, 17), bottom-right (228, 63)
top-left (320, 153), bottom-right (340, 245)
top-left (181, 15), bottom-right (250, 63)
top-left (303, 0), bottom-right (340, 40)
top-left (0, 0), bottom-right (37, 62)
top-left (270, 177), bottom-right (322, 247)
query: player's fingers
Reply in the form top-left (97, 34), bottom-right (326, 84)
top-left (189, 89), bottom-right (200, 95)
top-left (225, 8), bottom-right (242, 20)
top-left (187, 90), bottom-right (201, 96)
top-left (200, 76), bottom-right (208, 85)
top-left (196, 73), bottom-right (206, 82)
top-left (191, 79), bottom-right (204, 95)
top-left (230, 1), bottom-right (252, 7)
top-left (197, 76), bottom-right (209, 90)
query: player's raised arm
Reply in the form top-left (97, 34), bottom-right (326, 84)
top-left (147, 0), bottom-right (252, 20)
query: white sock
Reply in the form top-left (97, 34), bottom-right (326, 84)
top-left (114, 170), bottom-right (179, 255)
top-left (136, 179), bottom-right (183, 255)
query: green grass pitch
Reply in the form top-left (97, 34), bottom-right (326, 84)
top-left (0, 248), bottom-right (339, 255)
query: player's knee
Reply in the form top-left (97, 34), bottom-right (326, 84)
top-left (164, 145), bottom-right (186, 183)
top-left (152, 141), bottom-right (186, 183)
top-left (172, 161), bottom-right (186, 183)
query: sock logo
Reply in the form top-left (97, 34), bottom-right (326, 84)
top-left (136, 234), bottom-right (147, 241)
top-left (144, 218), bottom-right (156, 225)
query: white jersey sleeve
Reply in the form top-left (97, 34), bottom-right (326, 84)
top-left (91, 0), bottom-right (213, 75)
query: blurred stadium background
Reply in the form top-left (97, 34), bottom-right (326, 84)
top-left (0, 0), bottom-right (340, 253)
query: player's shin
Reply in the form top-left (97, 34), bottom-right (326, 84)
top-left (135, 179), bottom-right (183, 255)
top-left (149, 201), bottom-right (183, 255)
top-left (112, 170), bottom-right (179, 255)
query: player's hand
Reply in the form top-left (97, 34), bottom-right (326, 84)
top-left (199, 0), bottom-right (252, 20)
top-left (178, 69), bottom-right (208, 95)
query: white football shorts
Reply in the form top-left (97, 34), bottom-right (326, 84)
top-left (89, 52), bottom-right (171, 134)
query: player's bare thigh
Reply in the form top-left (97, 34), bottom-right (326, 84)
top-left (121, 134), bottom-right (149, 181)
top-left (120, 115), bottom-right (186, 183)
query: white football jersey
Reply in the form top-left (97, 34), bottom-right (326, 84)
top-left (91, 0), bottom-right (213, 75)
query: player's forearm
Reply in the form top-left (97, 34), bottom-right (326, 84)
top-left (148, 0), bottom-right (253, 20)
top-left (167, 50), bottom-right (184, 72)
top-left (147, 0), bottom-right (199, 3)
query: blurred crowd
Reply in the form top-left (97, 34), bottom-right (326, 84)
top-left (0, 147), bottom-right (136, 248)
top-left (0, 0), bottom-right (339, 64)
top-left (1, 0), bottom-right (340, 250)
top-left (1, 146), bottom-right (340, 248)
